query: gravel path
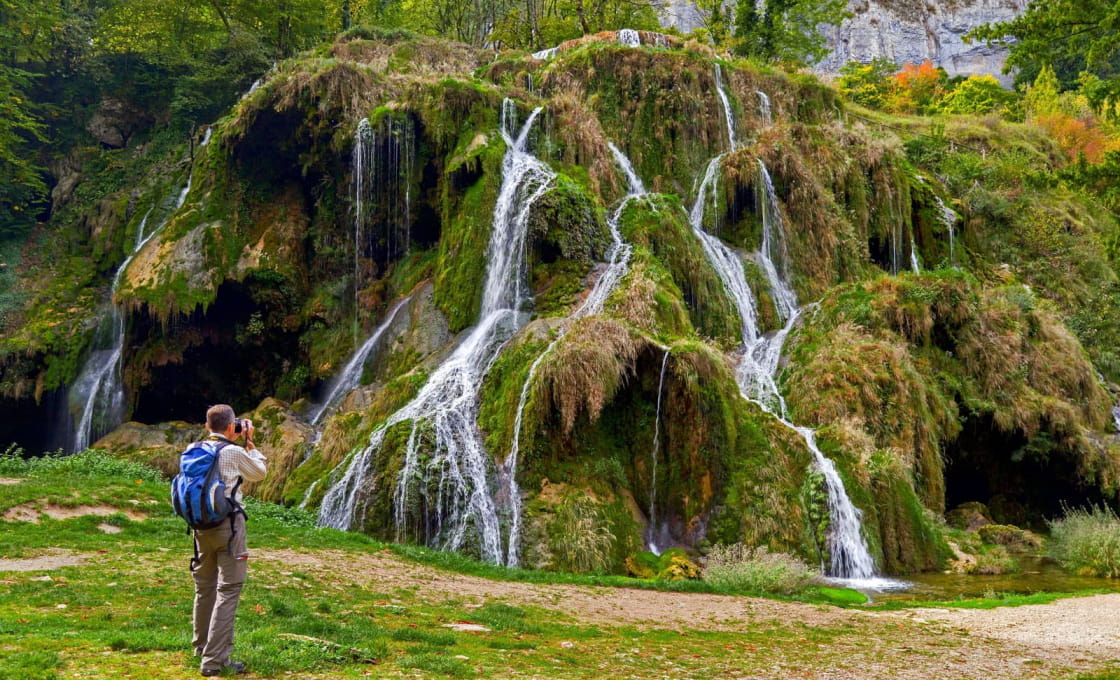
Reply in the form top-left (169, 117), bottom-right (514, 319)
top-left (256, 549), bottom-right (1120, 679)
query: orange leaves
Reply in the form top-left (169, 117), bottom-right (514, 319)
top-left (1035, 112), bottom-right (1120, 163)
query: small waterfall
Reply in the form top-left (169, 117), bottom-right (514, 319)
top-left (350, 116), bottom-right (416, 338)
top-left (618, 29), bottom-right (641, 47)
top-left (687, 145), bottom-right (879, 581)
top-left (319, 101), bottom-right (554, 566)
top-left (714, 64), bottom-right (737, 150)
top-left (532, 46), bottom-right (558, 60)
top-left (502, 141), bottom-right (646, 566)
top-left (935, 195), bottom-right (958, 267)
top-left (689, 157), bottom-right (759, 344)
top-left (71, 178), bottom-right (192, 452)
top-left (309, 295), bottom-right (412, 427)
top-left (199, 126), bottom-right (212, 147)
top-left (757, 91), bottom-right (772, 125)
top-left (646, 349), bottom-right (670, 554)
top-left (1113, 405), bottom-right (1120, 434)
top-left (910, 238), bottom-right (922, 274)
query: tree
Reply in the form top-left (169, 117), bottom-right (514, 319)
top-left (970, 0), bottom-right (1120, 115)
top-left (937, 75), bottom-right (1017, 116)
top-left (732, 0), bottom-right (849, 65)
top-left (836, 58), bottom-right (896, 109)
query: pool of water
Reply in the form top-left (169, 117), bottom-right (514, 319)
top-left (864, 556), bottom-right (1120, 604)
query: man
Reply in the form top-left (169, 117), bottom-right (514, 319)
top-left (193, 404), bottom-right (267, 677)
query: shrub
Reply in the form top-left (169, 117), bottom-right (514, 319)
top-left (968, 546), bottom-right (1020, 575)
top-left (703, 544), bottom-right (817, 595)
top-left (976, 524), bottom-right (1043, 553)
top-left (1049, 505), bottom-right (1120, 577)
top-left (548, 494), bottom-right (614, 574)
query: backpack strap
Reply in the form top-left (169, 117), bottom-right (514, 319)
top-left (190, 536), bottom-right (201, 572)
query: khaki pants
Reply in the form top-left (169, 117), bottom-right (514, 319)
top-left (192, 512), bottom-right (248, 673)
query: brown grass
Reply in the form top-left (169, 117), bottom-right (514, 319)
top-left (536, 318), bottom-right (643, 434)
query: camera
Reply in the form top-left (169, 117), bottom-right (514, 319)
top-left (234, 418), bottom-right (247, 434)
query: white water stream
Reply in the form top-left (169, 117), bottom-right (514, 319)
top-left (694, 69), bottom-right (886, 583)
top-left (71, 179), bottom-right (192, 453)
top-left (501, 141), bottom-right (646, 566)
top-left (646, 349), bottom-right (670, 554)
top-left (310, 296), bottom-right (412, 427)
top-left (319, 101), bottom-right (554, 565)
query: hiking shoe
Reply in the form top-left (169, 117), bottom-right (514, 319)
top-left (200, 661), bottom-right (245, 676)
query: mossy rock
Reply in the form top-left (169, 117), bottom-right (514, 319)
top-left (976, 523), bottom-right (1044, 553)
top-left (946, 502), bottom-right (994, 531)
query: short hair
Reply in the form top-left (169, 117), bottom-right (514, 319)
top-left (206, 404), bottom-right (236, 432)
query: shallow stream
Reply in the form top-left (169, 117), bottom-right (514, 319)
top-left (866, 556), bottom-right (1120, 603)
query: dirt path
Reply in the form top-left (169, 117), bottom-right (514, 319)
top-left (255, 548), bottom-right (1119, 679)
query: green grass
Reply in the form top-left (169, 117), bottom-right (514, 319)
top-left (0, 450), bottom-right (1116, 679)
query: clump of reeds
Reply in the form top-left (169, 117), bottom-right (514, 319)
top-left (702, 543), bottom-right (817, 595)
top-left (1049, 505), bottom-right (1120, 578)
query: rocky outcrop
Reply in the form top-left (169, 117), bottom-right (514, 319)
top-left (654, 1), bottom-right (1027, 85)
top-left (816, 0), bottom-right (1028, 84)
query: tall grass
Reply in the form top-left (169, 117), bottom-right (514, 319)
top-left (1049, 505), bottom-right (1120, 577)
top-left (703, 544), bottom-right (818, 595)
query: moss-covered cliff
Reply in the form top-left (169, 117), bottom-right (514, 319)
top-left (3, 29), bottom-right (1119, 576)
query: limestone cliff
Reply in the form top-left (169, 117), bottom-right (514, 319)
top-left (654, 1), bottom-right (1028, 84)
top-left (816, 0), bottom-right (1027, 83)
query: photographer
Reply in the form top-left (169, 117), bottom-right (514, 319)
top-left (192, 404), bottom-right (267, 677)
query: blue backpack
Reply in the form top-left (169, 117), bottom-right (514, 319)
top-left (170, 439), bottom-right (244, 569)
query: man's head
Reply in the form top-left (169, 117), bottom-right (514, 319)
top-left (206, 404), bottom-right (236, 434)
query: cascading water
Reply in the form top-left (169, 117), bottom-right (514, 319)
top-left (646, 349), bottom-right (670, 554)
top-left (618, 29), bottom-right (641, 47)
top-left (935, 195), bottom-right (958, 267)
top-left (532, 46), bottom-right (558, 60)
top-left (70, 179), bottom-right (192, 453)
top-left (501, 141), bottom-right (646, 566)
top-left (1113, 405), bottom-right (1120, 434)
top-left (910, 238), bottom-right (922, 274)
top-left (199, 126), bottom-right (212, 147)
top-left (697, 74), bottom-right (882, 582)
top-left (309, 295), bottom-right (412, 427)
top-left (714, 65), bottom-right (737, 150)
top-left (757, 91), bottom-right (772, 125)
top-left (319, 101), bottom-right (554, 566)
top-left (350, 116), bottom-right (416, 340)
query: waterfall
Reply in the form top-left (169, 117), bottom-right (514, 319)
top-left (1113, 405), bottom-right (1120, 434)
top-left (532, 46), bottom-right (558, 60)
top-left (199, 126), bottom-right (212, 147)
top-left (714, 65), bottom-right (737, 150)
top-left (618, 29), bottom-right (641, 47)
top-left (309, 295), bottom-right (412, 427)
top-left (350, 115), bottom-right (416, 341)
top-left (646, 349), bottom-right (670, 554)
top-left (935, 195), bottom-right (958, 267)
top-left (71, 178), bottom-right (192, 453)
top-left (910, 238), bottom-right (922, 274)
top-left (757, 91), bottom-right (772, 125)
top-left (502, 141), bottom-right (646, 566)
top-left (686, 143), bottom-right (880, 580)
top-left (319, 101), bottom-right (554, 566)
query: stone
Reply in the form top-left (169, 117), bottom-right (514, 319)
top-left (814, 0), bottom-right (1028, 86)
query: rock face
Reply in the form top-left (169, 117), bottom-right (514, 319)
top-left (655, 0), bottom-right (1027, 85)
top-left (656, 0), bottom-right (707, 34)
top-left (816, 0), bottom-right (1028, 84)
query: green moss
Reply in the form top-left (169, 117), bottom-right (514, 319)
top-left (433, 135), bottom-right (505, 331)
top-left (621, 194), bottom-right (740, 344)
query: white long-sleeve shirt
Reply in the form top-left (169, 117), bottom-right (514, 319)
top-left (206, 433), bottom-right (267, 502)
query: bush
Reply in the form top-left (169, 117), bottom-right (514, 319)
top-left (968, 546), bottom-right (1020, 575)
top-left (548, 495), bottom-right (614, 574)
top-left (1049, 505), bottom-right (1120, 577)
top-left (703, 544), bottom-right (817, 595)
